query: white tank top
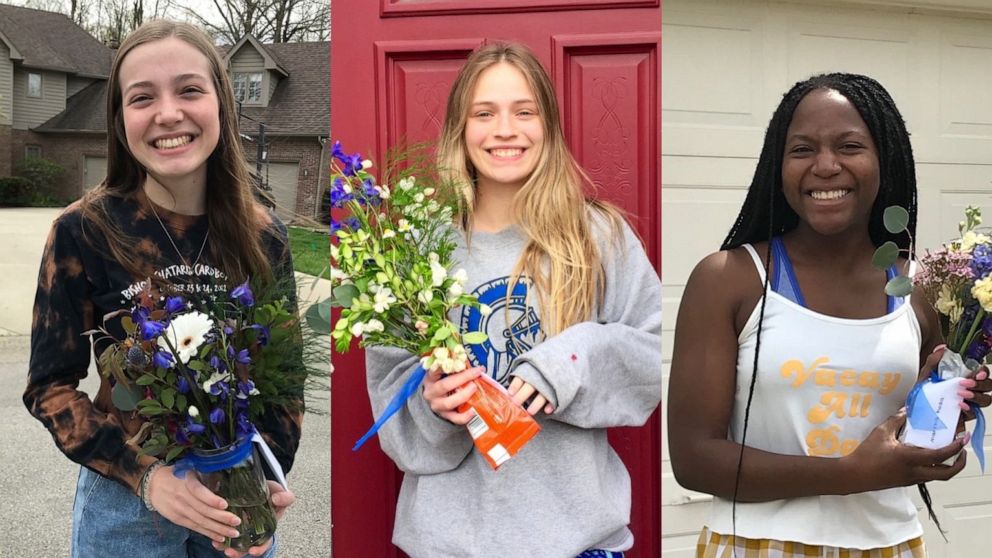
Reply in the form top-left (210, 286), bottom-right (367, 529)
top-left (706, 244), bottom-right (924, 549)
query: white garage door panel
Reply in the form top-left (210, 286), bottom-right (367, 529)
top-left (663, 1), bottom-right (992, 552)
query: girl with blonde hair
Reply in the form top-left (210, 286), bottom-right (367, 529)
top-left (365, 41), bottom-right (662, 557)
top-left (25, 20), bottom-right (300, 558)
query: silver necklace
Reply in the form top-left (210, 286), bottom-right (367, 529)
top-left (148, 201), bottom-right (209, 268)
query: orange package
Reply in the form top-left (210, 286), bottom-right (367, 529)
top-left (457, 374), bottom-right (541, 469)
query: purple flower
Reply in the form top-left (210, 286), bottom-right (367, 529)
top-left (238, 380), bottom-right (255, 395)
top-left (329, 178), bottom-right (352, 208)
top-left (174, 428), bottom-right (189, 445)
top-left (236, 349), bottom-right (252, 365)
top-left (250, 324), bottom-right (270, 346)
top-left (177, 376), bottom-right (190, 394)
top-left (209, 380), bottom-right (230, 397)
top-left (152, 350), bottom-right (174, 369)
top-left (973, 244), bottom-right (992, 278)
top-left (331, 141), bottom-right (364, 177)
top-left (231, 280), bottom-right (254, 308)
top-left (209, 354), bottom-right (227, 372)
top-left (131, 306), bottom-right (150, 324)
top-left (209, 407), bottom-right (225, 424)
top-left (140, 319), bottom-right (167, 341)
top-left (236, 412), bottom-right (253, 436)
top-left (224, 325), bottom-right (234, 336)
top-left (186, 417), bottom-right (206, 434)
top-left (164, 296), bottom-right (185, 314)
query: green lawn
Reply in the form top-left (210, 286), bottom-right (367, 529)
top-left (288, 226), bottom-right (329, 278)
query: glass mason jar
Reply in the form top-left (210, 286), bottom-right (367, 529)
top-left (193, 441), bottom-right (277, 552)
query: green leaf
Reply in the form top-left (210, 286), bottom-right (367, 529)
top-left (872, 241), bottom-right (899, 269)
top-left (885, 276), bottom-right (914, 297)
top-left (432, 327), bottom-right (451, 342)
top-left (165, 446), bottom-right (185, 463)
top-left (187, 360), bottom-right (208, 372)
top-left (136, 374), bottom-right (157, 386)
top-left (139, 406), bottom-right (168, 416)
top-left (111, 382), bottom-right (142, 411)
top-left (332, 284), bottom-right (361, 308)
top-left (161, 388), bottom-right (175, 410)
top-left (306, 298), bottom-right (332, 335)
top-left (462, 331), bottom-right (488, 344)
top-left (883, 206), bottom-right (909, 234)
top-left (176, 394), bottom-right (187, 411)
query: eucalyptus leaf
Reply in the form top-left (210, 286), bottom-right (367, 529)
top-left (871, 241), bottom-right (899, 269)
top-left (111, 382), bottom-right (143, 411)
top-left (305, 299), bottom-right (332, 335)
top-left (883, 206), bottom-right (910, 234)
top-left (885, 275), bottom-right (914, 297)
top-left (332, 284), bottom-right (360, 308)
top-left (462, 331), bottom-right (488, 344)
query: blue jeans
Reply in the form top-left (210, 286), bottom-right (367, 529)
top-left (576, 551), bottom-right (625, 558)
top-left (71, 466), bottom-right (278, 558)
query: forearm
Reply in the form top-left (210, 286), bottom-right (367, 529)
top-left (672, 438), bottom-right (861, 503)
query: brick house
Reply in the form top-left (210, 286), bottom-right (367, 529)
top-left (0, 4), bottom-right (330, 222)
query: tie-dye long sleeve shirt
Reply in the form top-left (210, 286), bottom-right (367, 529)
top-left (24, 193), bottom-right (304, 494)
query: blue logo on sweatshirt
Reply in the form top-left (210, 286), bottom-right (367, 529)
top-left (460, 276), bottom-right (543, 384)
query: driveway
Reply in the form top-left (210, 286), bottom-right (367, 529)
top-left (0, 207), bottom-right (331, 557)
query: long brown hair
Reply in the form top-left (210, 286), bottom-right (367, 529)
top-left (437, 42), bottom-right (625, 336)
top-left (79, 20), bottom-right (273, 286)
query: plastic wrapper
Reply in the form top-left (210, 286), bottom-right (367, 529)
top-left (457, 374), bottom-right (541, 469)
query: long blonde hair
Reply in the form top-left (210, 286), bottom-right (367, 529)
top-left (437, 42), bottom-right (625, 336)
top-left (79, 20), bottom-right (273, 286)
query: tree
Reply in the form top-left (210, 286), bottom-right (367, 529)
top-left (172, 0), bottom-right (328, 44)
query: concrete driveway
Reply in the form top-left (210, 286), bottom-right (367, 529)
top-left (0, 207), bottom-right (331, 557)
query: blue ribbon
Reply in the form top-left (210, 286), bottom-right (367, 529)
top-left (353, 364), bottom-right (428, 451)
top-left (173, 431), bottom-right (256, 478)
top-left (906, 371), bottom-right (986, 472)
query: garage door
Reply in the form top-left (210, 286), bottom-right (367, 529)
top-left (265, 161), bottom-right (299, 222)
top-left (663, 1), bottom-right (992, 556)
top-left (83, 155), bottom-right (106, 191)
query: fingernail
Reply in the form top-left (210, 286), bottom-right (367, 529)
top-left (958, 390), bottom-right (974, 399)
top-left (933, 344), bottom-right (948, 353)
top-left (230, 529), bottom-right (240, 538)
top-left (980, 371), bottom-right (989, 380)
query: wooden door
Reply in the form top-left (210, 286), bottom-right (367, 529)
top-left (331, 2), bottom-right (660, 556)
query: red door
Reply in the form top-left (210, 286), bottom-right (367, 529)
top-left (331, 2), bottom-right (660, 556)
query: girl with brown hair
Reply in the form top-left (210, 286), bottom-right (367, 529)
top-left (25, 20), bottom-right (300, 558)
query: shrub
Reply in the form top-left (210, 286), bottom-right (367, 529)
top-left (15, 156), bottom-right (64, 197)
top-left (0, 176), bottom-right (35, 206)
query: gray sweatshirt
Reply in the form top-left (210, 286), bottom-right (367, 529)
top-left (365, 211), bottom-right (662, 558)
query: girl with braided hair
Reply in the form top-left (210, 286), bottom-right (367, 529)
top-left (667, 73), bottom-right (992, 556)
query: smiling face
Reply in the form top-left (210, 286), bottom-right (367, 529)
top-left (782, 88), bottom-right (881, 238)
top-left (463, 62), bottom-right (545, 191)
top-left (118, 36), bottom-right (220, 188)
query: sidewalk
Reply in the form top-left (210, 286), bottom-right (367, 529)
top-left (0, 207), bottom-right (331, 557)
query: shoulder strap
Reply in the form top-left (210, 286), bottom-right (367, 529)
top-left (741, 243), bottom-right (767, 283)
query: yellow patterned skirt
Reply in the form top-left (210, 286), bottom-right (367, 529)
top-left (696, 527), bottom-right (926, 558)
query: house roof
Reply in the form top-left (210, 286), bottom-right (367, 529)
top-left (225, 34), bottom-right (289, 77)
top-left (34, 79), bottom-right (107, 133)
top-left (0, 4), bottom-right (111, 77)
top-left (230, 41), bottom-right (329, 137)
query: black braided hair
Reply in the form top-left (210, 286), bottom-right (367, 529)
top-left (721, 73), bottom-right (943, 547)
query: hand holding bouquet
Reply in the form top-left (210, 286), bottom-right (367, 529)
top-left (92, 281), bottom-right (300, 551)
top-left (329, 141), bottom-right (540, 469)
top-left (876, 206), bottom-right (987, 471)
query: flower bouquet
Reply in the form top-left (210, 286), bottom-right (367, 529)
top-left (875, 206), bottom-right (986, 471)
top-left (92, 281), bottom-right (300, 551)
top-left (329, 141), bottom-right (540, 470)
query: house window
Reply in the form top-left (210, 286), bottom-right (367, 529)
top-left (27, 72), bottom-right (42, 98)
top-left (233, 72), bottom-right (263, 103)
top-left (25, 145), bottom-right (42, 158)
